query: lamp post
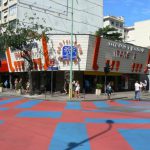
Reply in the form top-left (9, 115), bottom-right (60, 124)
top-left (69, 0), bottom-right (74, 99)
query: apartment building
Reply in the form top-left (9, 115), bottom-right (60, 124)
top-left (103, 15), bottom-right (125, 39)
top-left (0, 0), bottom-right (103, 34)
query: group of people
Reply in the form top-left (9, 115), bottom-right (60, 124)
top-left (106, 80), bottom-right (148, 102)
top-left (14, 78), bottom-right (30, 93)
top-left (64, 79), bottom-right (80, 98)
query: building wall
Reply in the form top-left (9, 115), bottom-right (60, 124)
top-left (16, 0), bottom-right (103, 34)
top-left (96, 38), bottom-right (148, 74)
top-left (5, 34), bottom-right (90, 72)
top-left (124, 27), bottom-right (135, 44)
top-left (134, 20), bottom-right (150, 48)
top-left (126, 20), bottom-right (150, 48)
top-left (5, 35), bottom-right (149, 75)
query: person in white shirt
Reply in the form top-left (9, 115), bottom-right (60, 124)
top-left (134, 81), bottom-right (142, 101)
top-left (75, 81), bottom-right (80, 98)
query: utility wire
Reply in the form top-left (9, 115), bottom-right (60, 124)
top-left (87, 0), bottom-right (103, 7)
top-left (48, 0), bottom-right (103, 18)
top-left (18, 3), bottom-right (100, 29)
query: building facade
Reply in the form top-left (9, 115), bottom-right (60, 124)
top-left (103, 16), bottom-right (125, 39)
top-left (2, 35), bottom-right (150, 93)
top-left (0, 0), bottom-right (103, 34)
top-left (125, 20), bottom-right (150, 48)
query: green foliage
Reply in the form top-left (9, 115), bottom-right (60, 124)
top-left (0, 13), bottom-right (52, 52)
top-left (95, 25), bottom-right (122, 41)
top-left (0, 13), bottom-right (52, 73)
top-left (96, 83), bottom-right (102, 89)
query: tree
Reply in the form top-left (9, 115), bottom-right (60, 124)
top-left (0, 13), bottom-right (52, 94)
top-left (95, 25), bottom-right (122, 41)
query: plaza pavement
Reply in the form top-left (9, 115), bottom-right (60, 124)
top-left (0, 91), bottom-right (150, 150)
top-left (0, 88), bottom-right (150, 101)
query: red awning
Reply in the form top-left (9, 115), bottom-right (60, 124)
top-left (0, 60), bottom-right (9, 72)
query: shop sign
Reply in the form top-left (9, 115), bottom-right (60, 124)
top-left (108, 41), bottom-right (144, 53)
top-left (62, 46), bottom-right (77, 60)
top-left (113, 50), bottom-right (137, 60)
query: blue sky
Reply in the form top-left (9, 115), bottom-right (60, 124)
top-left (104, 0), bottom-right (150, 26)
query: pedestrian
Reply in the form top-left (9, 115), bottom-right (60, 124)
top-left (134, 81), bottom-right (142, 101)
top-left (72, 80), bottom-right (76, 97)
top-left (106, 82), bottom-right (112, 101)
top-left (64, 79), bottom-right (68, 95)
top-left (143, 80), bottom-right (147, 91)
top-left (26, 80), bottom-right (30, 93)
top-left (14, 78), bottom-right (18, 91)
top-left (4, 80), bottom-right (8, 89)
top-left (75, 80), bottom-right (80, 98)
top-left (19, 78), bottom-right (23, 88)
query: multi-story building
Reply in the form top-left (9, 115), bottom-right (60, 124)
top-left (0, 0), bottom-right (103, 34)
top-left (125, 20), bottom-right (150, 48)
top-left (103, 15), bottom-right (125, 39)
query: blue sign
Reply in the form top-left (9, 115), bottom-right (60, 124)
top-left (62, 46), bottom-right (77, 60)
top-left (47, 66), bottom-right (59, 71)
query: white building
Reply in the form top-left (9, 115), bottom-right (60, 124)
top-left (103, 15), bottom-right (125, 39)
top-left (125, 20), bottom-right (150, 48)
top-left (0, 0), bottom-right (103, 34)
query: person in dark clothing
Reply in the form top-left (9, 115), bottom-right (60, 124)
top-left (106, 82), bottom-right (112, 101)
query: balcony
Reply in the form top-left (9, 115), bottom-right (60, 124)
top-left (9, 0), bottom-right (17, 7)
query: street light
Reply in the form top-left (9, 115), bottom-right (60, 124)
top-left (69, 0), bottom-right (74, 99)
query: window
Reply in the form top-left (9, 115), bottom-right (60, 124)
top-left (120, 24), bottom-right (123, 28)
top-left (111, 21), bottom-right (114, 25)
top-left (9, 4), bottom-right (17, 16)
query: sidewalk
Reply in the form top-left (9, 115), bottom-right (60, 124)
top-left (0, 88), bottom-right (150, 101)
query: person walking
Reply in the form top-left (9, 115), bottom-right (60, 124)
top-left (64, 79), bottom-right (68, 95)
top-left (14, 78), bottom-right (18, 91)
top-left (4, 80), bottom-right (8, 89)
top-left (134, 81), bottom-right (142, 101)
top-left (106, 82), bottom-right (112, 101)
top-left (75, 81), bottom-right (80, 98)
top-left (72, 80), bottom-right (76, 97)
top-left (26, 80), bottom-right (30, 93)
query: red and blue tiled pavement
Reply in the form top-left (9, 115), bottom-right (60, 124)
top-left (0, 96), bottom-right (150, 150)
